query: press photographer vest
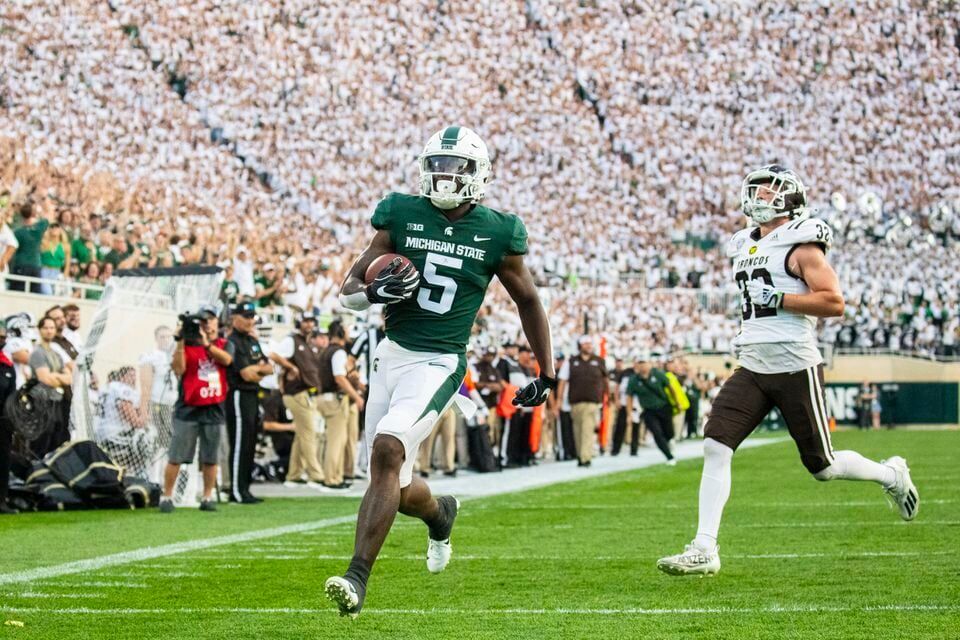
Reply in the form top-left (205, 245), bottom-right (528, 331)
top-left (181, 343), bottom-right (227, 406)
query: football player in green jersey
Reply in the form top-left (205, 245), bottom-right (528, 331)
top-left (325, 126), bottom-right (556, 618)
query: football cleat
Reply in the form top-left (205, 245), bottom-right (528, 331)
top-left (657, 542), bottom-right (721, 576)
top-left (882, 456), bottom-right (919, 521)
top-left (324, 576), bottom-right (363, 619)
top-left (426, 496), bottom-right (460, 574)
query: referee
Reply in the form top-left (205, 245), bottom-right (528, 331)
top-left (225, 302), bottom-right (272, 503)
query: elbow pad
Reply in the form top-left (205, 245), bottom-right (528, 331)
top-left (340, 290), bottom-right (372, 312)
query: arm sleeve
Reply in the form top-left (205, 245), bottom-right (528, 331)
top-left (506, 215), bottom-right (528, 256)
top-left (272, 336), bottom-right (295, 359)
top-left (331, 349), bottom-right (348, 377)
top-left (557, 360), bottom-right (570, 381)
top-left (225, 340), bottom-right (237, 358)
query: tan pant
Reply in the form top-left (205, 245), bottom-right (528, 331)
top-left (319, 395), bottom-right (350, 485)
top-left (541, 410), bottom-right (556, 458)
top-left (672, 412), bottom-right (685, 442)
top-left (343, 402), bottom-right (359, 479)
top-left (488, 412), bottom-right (503, 446)
top-left (571, 402), bottom-right (601, 463)
top-left (417, 408), bottom-right (456, 473)
top-left (284, 392), bottom-right (324, 482)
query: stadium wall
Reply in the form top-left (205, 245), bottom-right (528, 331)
top-left (688, 354), bottom-right (960, 425)
top-left (1, 289), bottom-right (100, 327)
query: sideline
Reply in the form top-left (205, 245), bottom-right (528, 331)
top-left (0, 438), bottom-right (784, 587)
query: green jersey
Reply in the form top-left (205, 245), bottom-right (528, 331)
top-left (625, 368), bottom-right (671, 410)
top-left (372, 193), bottom-right (527, 354)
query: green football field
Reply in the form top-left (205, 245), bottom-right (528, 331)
top-left (1, 430), bottom-right (958, 639)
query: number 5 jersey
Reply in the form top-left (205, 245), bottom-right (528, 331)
top-left (726, 217), bottom-right (834, 374)
top-left (371, 192), bottom-right (528, 355)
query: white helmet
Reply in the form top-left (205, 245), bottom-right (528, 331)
top-left (740, 164), bottom-right (808, 224)
top-left (418, 126), bottom-right (491, 210)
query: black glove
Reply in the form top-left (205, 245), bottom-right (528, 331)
top-left (513, 374), bottom-right (558, 407)
top-left (365, 258), bottom-right (420, 305)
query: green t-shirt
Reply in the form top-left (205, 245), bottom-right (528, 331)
top-left (71, 238), bottom-right (93, 265)
top-left (626, 368), bottom-right (671, 410)
top-left (104, 248), bottom-right (130, 267)
top-left (372, 192), bottom-right (527, 354)
top-left (12, 219), bottom-right (49, 268)
top-left (40, 243), bottom-right (66, 269)
top-left (255, 275), bottom-right (278, 307)
top-left (221, 279), bottom-right (240, 305)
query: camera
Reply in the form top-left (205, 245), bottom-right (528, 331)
top-left (176, 313), bottom-right (204, 345)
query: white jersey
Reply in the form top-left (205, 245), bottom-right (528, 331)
top-left (727, 217), bottom-right (834, 374)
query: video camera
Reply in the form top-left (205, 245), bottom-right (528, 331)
top-left (176, 313), bottom-right (205, 345)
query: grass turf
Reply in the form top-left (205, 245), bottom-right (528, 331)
top-left (1, 430), bottom-right (957, 639)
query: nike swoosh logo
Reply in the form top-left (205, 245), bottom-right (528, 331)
top-left (474, 235), bottom-right (491, 242)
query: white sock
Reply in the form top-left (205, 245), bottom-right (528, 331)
top-left (815, 450), bottom-right (896, 488)
top-left (694, 438), bottom-right (734, 550)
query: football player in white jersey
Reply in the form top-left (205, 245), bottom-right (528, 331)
top-left (657, 165), bottom-right (919, 577)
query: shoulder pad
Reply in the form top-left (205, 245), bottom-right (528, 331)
top-left (771, 218), bottom-right (834, 252)
top-left (726, 228), bottom-right (753, 258)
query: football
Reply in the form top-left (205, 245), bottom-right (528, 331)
top-left (364, 253), bottom-right (416, 285)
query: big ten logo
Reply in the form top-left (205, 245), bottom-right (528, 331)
top-left (824, 385), bottom-right (860, 421)
top-left (407, 223), bottom-right (424, 232)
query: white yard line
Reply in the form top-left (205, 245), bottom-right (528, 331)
top-left (254, 550), bottom-right (951, 562)
top-left (0, 515), bottom-right (355, 587)
top-left (0, 604), bottom-right (955, 616)
top-left (0, 438), bottom-right (784, 588)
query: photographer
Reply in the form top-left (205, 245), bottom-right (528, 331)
top-left (225, 302), bottom-right (272, 504)
top-left (159, 308), bottom-right (232, 513)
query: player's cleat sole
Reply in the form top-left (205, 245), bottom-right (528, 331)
top-left (657, 543), bottom-right (721, 577)
top-left (882, 456), bottom-right (919, 521)
top-left (427, 496), bottom-right (460, 574)
top-left (324, 576), bottom-right (362, 619)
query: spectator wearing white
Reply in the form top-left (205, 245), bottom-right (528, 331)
top-left (61, 304), bottom-right (84, 355)
top-left (96, 366), bottom-right (152, 478)
top-left (0, 202), bottom-right (18, 277)
top-left (138, 325), bottom-right (178, 447)
top-left (233, 246), bottom-right (256, 300)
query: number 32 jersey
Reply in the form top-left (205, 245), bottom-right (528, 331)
top-left (726, 218), bottom-right (833, 372)
top-left (372, 192), bottom-right (528, 354)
